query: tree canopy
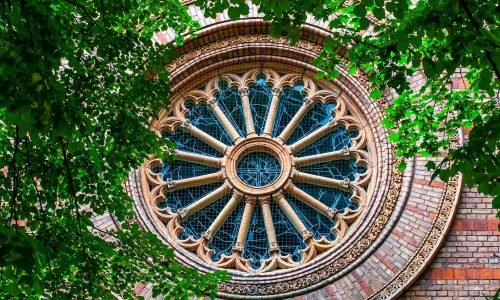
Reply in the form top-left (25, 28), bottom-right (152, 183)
top-left (0, 1), bottom-right (228, 298)
top-left (198, 0), bottom-right (500, 219)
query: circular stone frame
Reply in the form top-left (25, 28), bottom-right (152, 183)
top-left (225, 136), bottom-right (293, 196)
top-left (123, 18), bottom-right (463, 300)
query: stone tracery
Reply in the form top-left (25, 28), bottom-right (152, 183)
top-left (142, 68), bottom-right (373, 273)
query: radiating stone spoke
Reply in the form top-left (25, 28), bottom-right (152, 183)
top-left (232, 197), bottom-right (256, 252)
top-left (293, 170), bottom-right (351, 192)
top-left (274, 191), bottom-right (313, 241)
top-left (207, 98), bottom-right (243, 142)
top-left (203, 191), bottom-right (244, 240)
top-left (294, 147), bottom-right (352, 167)
top-left (286, 183), bottom-right (339, 219)
top-left (240, 88), bottom-right (257, 137)
top-left (260, 196), bottom-right (279, 253)
top-left (288, 118), bottom-right (339, 154)
top-left (262, 88), bottom-right (281, 137)
top-left (178, 183), bottom-right (231, 218)
top-left (276, 98), bottom-right (313, 143)
top-left (180, 119), bottom-right (228, 154)
top-left (175, 150), bottom-right (222, 167)
top-left (166, 171), bottom-right (224, 192)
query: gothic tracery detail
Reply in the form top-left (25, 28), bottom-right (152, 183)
top-left (142, 68), bottom-right (373, 273)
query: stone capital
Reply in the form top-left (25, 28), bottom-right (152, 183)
top-left (207, 98), bottom-right (218, 108)
top-left (178, 207), bottom-right (189, 218)
top-left (240, 87), bottom-right (249, 96)
top-left (232, 242), bottom-right (244, 252)
top-left (180, 119), bottom-right (192, 129)
top-left (272, 87), bottom-right (282, 96)
top-left (269, 242), bottom-right (280, 252)
top-left (327, 207), bottom-right (338, 218)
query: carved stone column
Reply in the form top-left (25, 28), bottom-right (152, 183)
top-left (232, 197), bottom-right (256, 252)
top-left (285, 183), bottom-right (338, 219)
top-left (294, 147), bottom-right (350, 167)
top-left (288, 117), bottom-right (338, 154)
top-left (203, 191), bottom-right (244, 240)
top-left (207, 98), bottom-right (242, 143)
top-left (180, 119), bottom-right (228, 154)
top-left (167, 171), bottom-right (224, 192)
top-left (239, 88), bottom-right (257, 137)
top-left (175, 150), bottom-right (221, 167)
top-left (262, 87), bottom-right (282, 137)
top-left (276, 97), bottom-right (313, 144)
top-left (178, 182), bottom-right (231, 218)
top-left (260, 196), bottom-right (279, 253)
top-left (294, 170), bottom-right (351, 192)
top-left (274, 191), bottom-right (313, 241)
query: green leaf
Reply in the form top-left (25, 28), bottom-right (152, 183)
top-left (373, 7), bottom-right (385, 20)
top-left (370, 90), bottom-right (383, 99)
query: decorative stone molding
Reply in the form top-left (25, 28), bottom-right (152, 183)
top-left (142, 68), bottom-right (375, 275)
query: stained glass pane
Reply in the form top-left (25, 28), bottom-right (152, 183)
top-left (210, 202), bottom-right (245, 262)
top-left (179, 194), bottom-right (232, 241)
top-left (237, 152), bottom-right (281, 187)
top-left (272, 201), bottom-right (306, 262)
top-left (163, 130), bottom-right (221, 158)
top-left (296, 128), bottom-right (357, 157)
top-left (272, 84), bottom-right (305, 137)
top-left (298, 160), bottom-right (361, 181)
top-left (294, 182), bottom-right (353, 213)
top-left (286, 196), bottom-right (337, 241)
top-left (249, 76), bottom-right (273, 135)
top-left (287, 102), bottom-right (336, 144)
top-left (158, 183), bottom-right (222, 212)
top-left (243, 204), bottom-right (270, 269)
top-left (185, 101), bottom-right (233, 145)
top-left (216, 82), bottom-right (246, 136)
top-left (157, 160), bottom-right (219, 181)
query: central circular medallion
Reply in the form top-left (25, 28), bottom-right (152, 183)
top-left (224, 136), bottom-right (293, 196)
top-left (236, 152), bottom-right (282, 187)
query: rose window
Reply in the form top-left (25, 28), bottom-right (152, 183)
top-left (144, 68), bottom-right (372, 273)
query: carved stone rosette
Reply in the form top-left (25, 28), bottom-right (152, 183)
top-left (142, 68), bottom-right (374, 273)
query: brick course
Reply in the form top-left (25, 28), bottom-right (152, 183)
top-left (401, 188), bottom-right (500, 299)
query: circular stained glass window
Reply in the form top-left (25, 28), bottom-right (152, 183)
top-left (145, 69), bottom-right (372, 273)
top-left (236, 152), bottom-right (281, 187)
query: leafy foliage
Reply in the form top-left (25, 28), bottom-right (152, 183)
top-left (198, 0), bottom-right (500, 220)
top-left (0, 0), bottom-right (229, 298)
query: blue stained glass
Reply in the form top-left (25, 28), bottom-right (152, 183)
top-left (296, 128), bottom-right (357, 157)
top-left (163, 130), bottom-right (221, 158)
top-left (243, 204), bottom-right (270, 269)
top-left (216, 82), bottom-right (246, 136)
top-left (287, 102), bottom-right (336, 144)
top-left (179, 195), bottom-right (232, 241)
top-left (185, 101), bottom-right (233, 146)
top-left (286, 196), bottom-right (337, 241)
top-left (158, 183), bottom-right (222, 212)
top-left (249, 76), bottom-right (273, 135)
top-left (272, 85), bottom-right (306, 138)
top-left (158, 160), bottom-right (219, 181)
top-left (295, 182), bottom-right (353, 213)
top-left (271, 201), bottom-right (306, 262)
top-left (298, 159), bottom-right (361, 181)
top-left (159, 75), bottom-right (368, 268)
top-left (210, 202), bottom-right (245, 262)
top-left (237, 152), bottom-right (282, 187)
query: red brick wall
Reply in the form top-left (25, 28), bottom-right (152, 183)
top-left (402, 188), bottom-right (500, 299)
